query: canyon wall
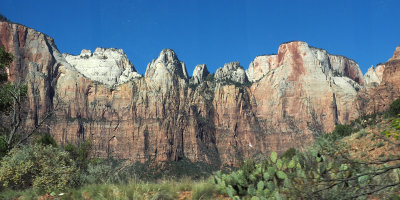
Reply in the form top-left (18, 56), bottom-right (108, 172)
top-left (1, 21), bottom-right (398, 166)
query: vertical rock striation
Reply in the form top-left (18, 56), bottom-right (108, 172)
top-left (3, 21), bottom-right (400, 166)
top-left (190, 64), bottom-right (209, 85)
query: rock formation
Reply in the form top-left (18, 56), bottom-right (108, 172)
top-left (63, 48), bottom-right (141, 86)
top-left (246, 54), bottom-right (278, 82)
top-left (364, 64), bottom-right (385, 87)
top-left (1, 21), bottom-right (400, 166)
top-left (215, 62), bottom-right (248, 84)
top-left (356, 45), bottom-right (400, 115)
top-left (190, 64), bottom-right (209, 85)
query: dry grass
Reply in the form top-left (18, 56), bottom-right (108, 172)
top-left (4, 178), bottom-right (230, 200)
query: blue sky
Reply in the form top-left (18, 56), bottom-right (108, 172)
top-left (1, 0), bottom-right (400, 75)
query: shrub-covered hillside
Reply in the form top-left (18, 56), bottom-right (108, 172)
top-left (212, 99), bottom-right (400, 200)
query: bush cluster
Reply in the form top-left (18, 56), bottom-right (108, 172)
top-left (0, 144), bottom-right (78, 193)
top-left (388, 98), bottom-right (400, 117)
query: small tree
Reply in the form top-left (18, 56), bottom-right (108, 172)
top-left (0, 46), bottom-right (57, 154)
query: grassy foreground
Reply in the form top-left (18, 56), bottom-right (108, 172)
top-left (0, 178), bottom-right (229, 200)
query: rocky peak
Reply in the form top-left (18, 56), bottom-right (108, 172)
top-left (215, 62), bottom-right (249, 84)
top-left (190, 64), bottom-right (209, 85)
top-left (63, 47), bottom-right (141, 86)
top-left (246, 54), bottom-right (278, 82)
top-left (145, 49), bottom-right (188, 81)
top-left (390, 45), bottom-right (400, 61)
top-left (275, 41), bottom-right (364, 85)
top-left (364, 64), bottom-right (385, 87)
top-left (157, 48), bottom-right (179, 63)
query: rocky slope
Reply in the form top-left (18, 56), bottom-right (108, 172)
top-left (1, 21), bottom-right (399, 166)
top-left (356, 45), bottom-right (400, 115)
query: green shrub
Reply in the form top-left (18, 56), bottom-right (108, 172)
top-left (37, 133), bottom-right (57, 147)
top-left (0, 136), bottom-right (7, 158)
top-left (280, 147), bottom-right (296, 160)
top-left (0, 144), bottom-right (78, 193)
top-left (330, 124), bottom-right (353, 140)
top-left (388, 98), bottom-right (400, 117)
top-left (80, 159), bottom-right (120, 184)
top-left (64, 139), bottom-right (92, 171)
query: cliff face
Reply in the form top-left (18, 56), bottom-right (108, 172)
top-left (2, 21), bottom-right (398, 166)
top-left (356, 45), bottom-right (400, 115)
top-left (364, 64), bottom-right (385, 87)
top-left (248, 42), bottom-right (363, 152)
top-left (0, 21), bottom-right (71, 128)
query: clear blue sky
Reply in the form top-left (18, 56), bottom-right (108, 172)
top-left (1, 0), bottom-right (400, 75)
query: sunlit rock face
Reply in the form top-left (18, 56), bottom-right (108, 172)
top-left (246, 54), bottom-right (278, 82)
top-left (4, 21), bottom-right (400, 167)
top-left (63, 48), bottom-right (141, 86)
top-left (215, 61), bottom-right (249, 84)
top-left (190, 64), bottom-right (209, 85)
top-left (356, 45), bottom-right (400, 115)
top-left (247, 41), bottom-right (364, 152)
top-left (364, 64), bottom-right (385, 87)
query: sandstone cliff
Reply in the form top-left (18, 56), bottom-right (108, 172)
top-left (364, 64), bottom-right (385, 87)
top-left (356, 45), bottom-right (400, 115)
top-left (2, 21), bottom-right (398, 166)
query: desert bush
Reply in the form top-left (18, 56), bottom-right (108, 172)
top-left (36, 133), bottom-right (57, 147)
top-left (0, 144), bottom-right (78, 193)
top-left (0, 136), bottom-right (7, 158)
top-left (64, 139), bottom-right (91, 171)
top-left (329, 124), bottom-right (354, 140)
top-left (280, 147), bottom-right (296, 160)
top-left (388, 98), bottom-right (400, 117)
top-left (79, 158), bottom-right (132, 184)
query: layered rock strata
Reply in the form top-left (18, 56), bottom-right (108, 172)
top-left (2, 21), bottom-right (399, 166)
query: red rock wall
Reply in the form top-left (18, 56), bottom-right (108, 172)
top-left (3, 22), bottom-right (398, 167)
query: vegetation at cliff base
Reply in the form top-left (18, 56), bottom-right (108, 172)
top-left (211, 99), bottom-right (400, 199)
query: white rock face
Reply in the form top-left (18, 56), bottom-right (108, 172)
top-left (246, 55), bottom-right (278, 82)
top-left (190, 64), bottom-right (209, 85)
top-left (215, 62), bottom-right (248, 84)
top-left (63, 48), bottom-right (141, 86)
top-left (145, 49), bottom-right (188, 91)
top-left (250, 41), bottom-right (364, 133)
top-left (364, 64), bottom-right (385, 87)
top-left (246, 42), bottom-right (365, 86)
